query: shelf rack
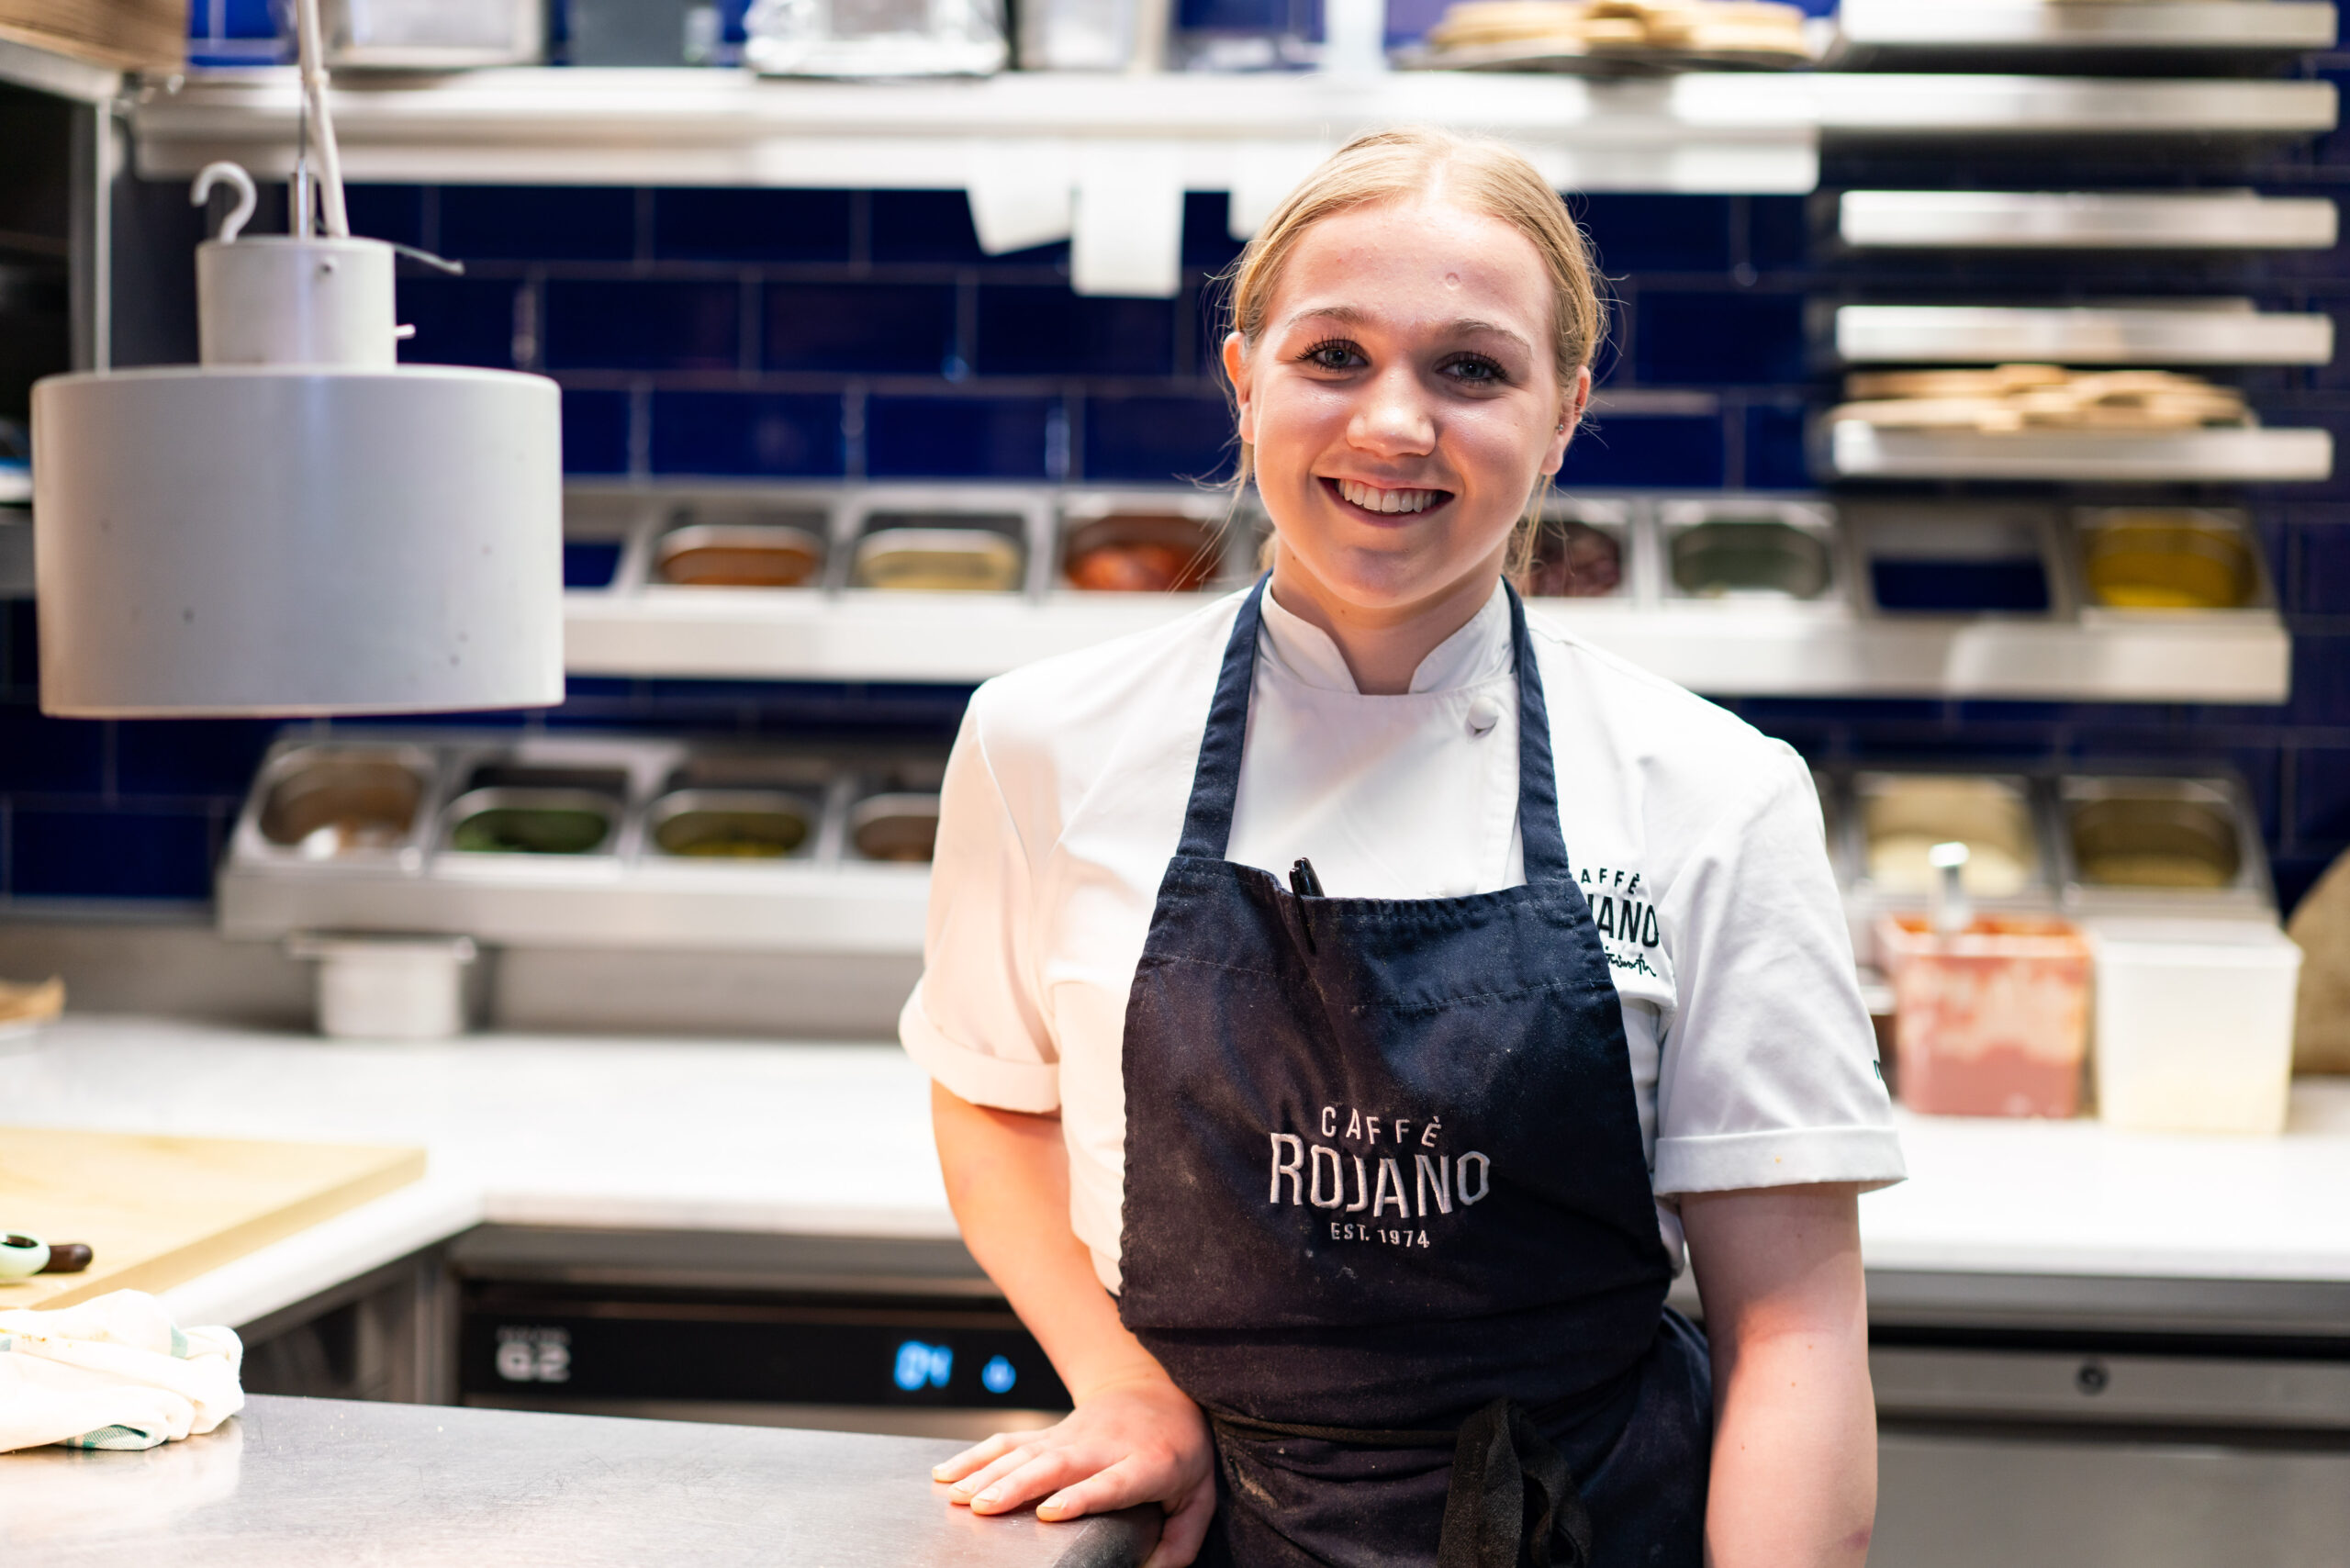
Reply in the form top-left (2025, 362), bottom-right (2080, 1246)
top-left (1825, 422), bottom-right (2335, 483)
top-left (1838, 189), bottom-right (2341, 252)
top-left (1832, 0), bottom-right (2337, 70)
top-left (0, 33), bottom-right (120, 104)
top-left (558, 486), bottom-right (2293, 703)
top-left (1833, 304), bottom-right (2336, 366)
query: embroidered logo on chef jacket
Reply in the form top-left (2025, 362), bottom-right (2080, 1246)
top-left (1266, 1105), bottom-right (1490, 1249)
top-left (1579, 863), bottom-right (1670, 990)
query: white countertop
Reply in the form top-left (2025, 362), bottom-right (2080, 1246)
top-left (7, 1015), bottom-right (2350, 1329)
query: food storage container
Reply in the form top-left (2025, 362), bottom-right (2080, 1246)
top-left (1859, 773), bottom-right (2042, 901)
top-left (852, 515), bottom-right (1026, 592)
top-left (325, 0), bottom-right (543, 68)
top-left (443, 769), bottom-right (626, 857)
top-left (1879, 913), bottom-right (2093, 1118)
top-left (649, 790), bottom-right (818, 859)
top-left (656, 520), bottom-right (828, 588)
top-left (291, 935), bottom-right (477, 1040)
top-left (1662, 502), bottom-right (1835, 599)
top-left (1863, 508), bottom-right (2055, 614)
top-left (2091, 922), bottom-right (2302, 1135)
top-left (2065, 778), bottom-right (2244, 891)
top-left (1063, 511), bottom-right (1224, 592)
top-left (2077, 507), bottom-right (2260, 610)
top-left (850, 792), bottom-right (942, 862)
top-left (257, 747), bottom-right (431, 859)
top-left (744, 0), bottom-right (1009, 75)
top-left (1523, 508), bottom-right (1629, 599)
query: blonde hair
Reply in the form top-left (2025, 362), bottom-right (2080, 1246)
top-left (1217, 127), bottom-right (1605, 573)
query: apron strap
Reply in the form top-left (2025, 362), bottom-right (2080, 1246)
top-left (1176, 575), bottom-right (1574, 886)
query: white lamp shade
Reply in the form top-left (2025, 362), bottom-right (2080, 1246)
top-left (30, 364), bottom-right (565, 718)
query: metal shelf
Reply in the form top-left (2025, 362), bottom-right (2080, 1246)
top-left (0, 33), bottom-right (121, 104)
top-left (1826, 421), bottom-right (2335, 481)
top-left (1833, 0), bottom-right (2336, 68)
top-left (1840, 189), bottom-right (2341, 251)
top-left (1834, 303), bottom-right (2336, 365)
top-left (1805, 73), bottom-right (2334, 139)
top-left (560, 588), bottom-right (2291, 702)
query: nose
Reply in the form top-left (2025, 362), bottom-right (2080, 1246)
top-left (1347, 363), bottom-right (1435, 459)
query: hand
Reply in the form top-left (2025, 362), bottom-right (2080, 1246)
top-left (933, 1372), bottom-right (1218, 1568)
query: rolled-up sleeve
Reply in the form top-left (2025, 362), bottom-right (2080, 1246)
top-left (898, 698), bottom-right (1062, 1114)
top-left (1651, 747), bottom-right (1906, 1196)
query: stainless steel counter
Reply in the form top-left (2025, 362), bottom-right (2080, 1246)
top-left (0, 1395), bottom-right (1156, 1568)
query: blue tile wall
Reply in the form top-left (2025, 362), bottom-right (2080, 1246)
top-left (18, 92), bottom-right (2350, 911)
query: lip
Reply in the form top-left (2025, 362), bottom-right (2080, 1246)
top-left (1318, 476), bottom-right (1457, 521)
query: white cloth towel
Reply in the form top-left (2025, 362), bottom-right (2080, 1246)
top-left (0, 1291), bottom-right (244, 1452)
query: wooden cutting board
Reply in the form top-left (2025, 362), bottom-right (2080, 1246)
top-left (0, 1127), bottom-right (426, 1311)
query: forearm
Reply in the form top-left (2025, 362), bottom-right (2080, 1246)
top-left (931, 1081), bottom-right (1171, 1401)
top-left (1684, 1184), bottom-right (1876, 1568)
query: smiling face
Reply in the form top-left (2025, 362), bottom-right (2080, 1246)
top-left (1225, 195), bottom-right (1589, 622)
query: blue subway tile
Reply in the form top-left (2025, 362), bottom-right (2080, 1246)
top-left (0, 708), bottom-right (105, 792)
top-left (764, 282), bottom-right (956, 375)
top-left (1577, 195), bottom-right (1732, 274)
top-left (1557, 414), bottom-right (1725, 488)
top-left (976, 287), bottom-right (1173, 377)
top-left (867, 395), bottom-right (1055, 479)
top-left (1742, 403), bottom-right (1812, 489)
top-left (1748, 196), bottom-right (1810, 272)
top-left (2295, 521), bottom-right (2350, 615)
top-left (564, 541), bottom-right (625, 589)
top-left (2298, 746), bottom-right (2350, 844)
top-left (441, 186), bottom-right (636, 263)
top-left (2293, 633), bottom-right (2350, 726)
top-left (345, 185), bottom-right (427, 251)
top-left (652, 188), bottom-right (853, 263)
top-left (562, 389), bottom-right (632, 475)
top-left (397, 276), bottom-right (520, 369)
top-left (545, 279), bottom-right (741, 372)
top-left (12, 806), bottom-right (217, 901)
top-left (650, 391), bottom-right (846, 476)
top-left (223, 0), bottom-right (278, 37)
top-left (1183, 193), bottom-right (1246, 271)
top-left (868, 190), bottom-right (1073, 268)
top-left (2276, 853), bottom-right (2341, 919)
top-left (115, 720), bottom-right (278, 797)
top-left (1, 603), bottom-right (35, 694)
top-left (1083, 394), bottom-right (1237, 483)
top-left (1634, 291), bottom-right (1807, 386)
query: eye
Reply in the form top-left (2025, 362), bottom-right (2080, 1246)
top-left (1297, 338), bottom-right (1366, 372)
top-left (1441, 353), bottom-right (1508, 386)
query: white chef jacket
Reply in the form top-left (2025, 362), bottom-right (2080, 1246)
top-left (901, 581), bottom-right (1905, 1291)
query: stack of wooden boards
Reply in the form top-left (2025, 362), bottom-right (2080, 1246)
top-left (1828, 364), bottom-right (2253, 434)
top-left (0, 0), bottom-right (184, 72)
top-left (1418, 0), bottom-right (1813, 71)
top-left (0, 1129), bottom-right (425, 1311)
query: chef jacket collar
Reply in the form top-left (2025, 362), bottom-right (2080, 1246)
top-left (1258, 577), bottom-right (1515, 696)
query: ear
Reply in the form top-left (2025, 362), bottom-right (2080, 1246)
top-left (1542, 365), bottom-right (1593, 476)
top-left (1223, 332), bottom-right (1256, 447)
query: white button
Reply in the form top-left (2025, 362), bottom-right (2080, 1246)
top-left (1467, 696), bottom-right (1503, 736)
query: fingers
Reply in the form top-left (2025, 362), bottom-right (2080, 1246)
top-left (1141, 1474), bottom-right (1219, 1568)
top-left (933, 1429), bottom-right (1022, 1484)
top-left (963, 1447), bottom-right (1100, 1516)
top-left (1035, 1453), bottom-right (1158, 1522)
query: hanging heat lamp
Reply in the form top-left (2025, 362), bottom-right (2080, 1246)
top-left (28, 0), bottom-right (564, 717)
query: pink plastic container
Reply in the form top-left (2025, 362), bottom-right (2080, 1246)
top-left (1878, 913), bottom-right (2093, 1118)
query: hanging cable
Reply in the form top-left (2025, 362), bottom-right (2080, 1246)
top-left (293, 0), bottom-right (351, 238)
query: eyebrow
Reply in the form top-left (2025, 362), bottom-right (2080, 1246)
top-left (1281, 305), bottom-right (1537, 358)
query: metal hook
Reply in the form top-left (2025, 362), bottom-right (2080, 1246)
top-left (190, 162), bottom-right (258, 243)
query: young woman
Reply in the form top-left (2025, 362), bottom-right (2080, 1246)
top-left (906, 128), bottom-right (1904, 1568)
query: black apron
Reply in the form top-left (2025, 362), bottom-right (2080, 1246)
top-left (1115, 577), bottom-right (1712, 1568)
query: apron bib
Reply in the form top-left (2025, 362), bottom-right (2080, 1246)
top-left (1116, 578), bottom-right (1711, 1568)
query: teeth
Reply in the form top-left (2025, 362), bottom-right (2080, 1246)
top-left (1337, 479), bottom-right (1441, 515)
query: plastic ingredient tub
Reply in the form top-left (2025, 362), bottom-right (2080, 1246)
top-left (1878, 913), bottom-right (2093, 1118)
top-left (851, 792), bottom-right (942, 862)
top-left (649, 790), bottom-right (814, 858)
top-left (259, 750), bottom-right (427, 857)
top-left (1862, 774), bottom-right (2039, 899)
top-left (1063, 512), bottom-right (1222, 592)
top-left (1669, 519), bottom-right (1830, 599)
top-left (1525, 520), bottom-right (1625, 598)
top-left (656, 521), bottom-right (826, 588)
top-left (853, 519), bottom-right (1024, 592)
top-left (2079, 508), bottom-right (2255, 610)
top-left (291, 935), bottom-right (477, 1040)
top-left (2092, 922), bottom-right (2302, 1134)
